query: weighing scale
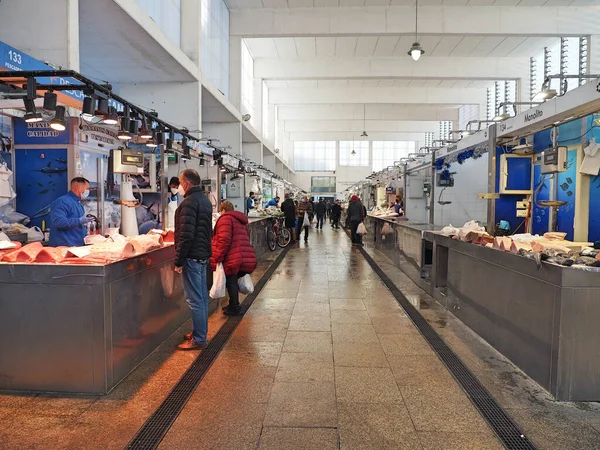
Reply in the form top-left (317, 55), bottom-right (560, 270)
top-left (111, 148), bottom-right (144, 237)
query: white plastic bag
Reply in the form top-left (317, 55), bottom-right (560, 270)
top-left (238, 274), bottom-right (254, 295)
top-left (357, 222), bottom-right (367, 235)
top-left (27, 226), bottom-right (44, 242)
top-left (209, 263), bottom-right (226, 298)
top-left (302, 212), bottom-right (310, 228)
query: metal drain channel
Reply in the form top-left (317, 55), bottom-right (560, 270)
top-left (126, 246), bottom-right (292, 450)
top-left (356, 245), bottom-right (537, 450)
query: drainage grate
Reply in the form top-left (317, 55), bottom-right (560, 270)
top-left (125, 246), bottom-right (292, 450)
top-left (356, 245), bottom-right (537, 450)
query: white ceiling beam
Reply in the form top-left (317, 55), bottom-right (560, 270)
top-left (254, 56), bottom-right (529, 80)
top-left (277, 104), bottom-right (459, 121)
top-left (283, 120), bottom-right (439, 132)
top-left (288, 131), bottom-right (430, 141)
top-left (231, 6), bottom-right (600, 38)
top-left (268, 87), bottom-right (488, 105)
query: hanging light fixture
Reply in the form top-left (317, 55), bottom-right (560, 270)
top-left (43, 92), bottom-right (57, 111)
top-left (407, 0), bottom-right (424, 61)
top-left (82, 97), bottom-right (96, 121)
top-left (117, 120), bottom-right (131, 140)
top-left (129, 119), bottom-right (139, 134)
top-left (351, 149), bottom-right (356, 156)
top-left (102, 107), bottom-right (119, 126)
top-left (361, 104), bottom-right (368, 137)
top-left (22, 98), bottom-right (42, 123)
top-left (50, 106), bottom-right (67, 131)
top-left (139, 116), bottom-right (152, 139)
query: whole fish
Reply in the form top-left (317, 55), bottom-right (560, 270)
top-left (581, 247), bottom-right (599, 258)
top-left (31, 204), bottom-right (52, 218)
top-left (572, 256), bottom-right (600, 267)
top-left (519, 249), bottom-right (542, 269)
top-left (546, 256), bottom-right (574, 267)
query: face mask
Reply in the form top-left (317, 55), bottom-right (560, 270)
top-left (178, 185), bottom-right (186, 196)
top-left (81, 190), bottom-right (90, 199)
top-left (171, 188), bottom-right (178, 195)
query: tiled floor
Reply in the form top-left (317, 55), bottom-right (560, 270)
top-left (2, 225), bottom-right (600, 449)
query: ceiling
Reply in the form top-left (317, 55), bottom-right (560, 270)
top-left (227, 0), bottom-right (592, 7)
top-left (232, 0), bottom-right (597, 145)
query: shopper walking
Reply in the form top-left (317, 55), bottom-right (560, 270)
top-left (347, 195), bottom-right (366, 246)
top-left (331, 200), bottom-right (342, 229)
top-left (280, 193), bottom-right (297, 242)
top-left (211, 201), bottom-right (257, 316)
top-left (326, 200), bottom-right (331, 221)
top-left (174, 169), bottom-right (213, 350)
top-left (296, 196), bottom-right (313, 242)
top-left (315, 198), bottom-right (326, 230)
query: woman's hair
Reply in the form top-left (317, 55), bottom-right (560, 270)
top-left (219, 201), bottom-right (234, 212)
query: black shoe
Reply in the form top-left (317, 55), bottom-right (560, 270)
top-left (223, 308), bottom-right (242, 316)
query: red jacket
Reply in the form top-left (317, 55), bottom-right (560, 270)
top-left (210, 211), bottom-right (257, 276)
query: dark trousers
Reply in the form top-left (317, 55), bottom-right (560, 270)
top-left (296, 223), bottom-right (310, 241)
top-left (317, 214), bottom-right (325, 229)
top-left (350, 221), bottom-right (362, 244)
top-left (225, 273), bottom-right (240, 311)
top-left (331, 216), bottom-right (340, 228)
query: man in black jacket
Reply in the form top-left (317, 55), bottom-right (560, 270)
top-left (174, 169), bottom-right (213, 350)
top-left (280, 193), bottom-right (297, 242)
top-left (315, 198), bottom-right (326, 230)
top-left (331, 200), bottom-right (342, 229)
top-left (347, 195), bottom-right (365, 245)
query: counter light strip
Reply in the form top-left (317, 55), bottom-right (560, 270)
top-left (352, 237), bottom-right (537, 450)
top-left (125, 244), bottom-right (293, 450)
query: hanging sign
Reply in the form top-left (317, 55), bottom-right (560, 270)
top-left (79, 123), bottom-right (120, 148)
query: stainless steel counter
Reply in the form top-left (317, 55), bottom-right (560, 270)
top-left (0, 246), bottom-right (186, 394)
top-left (0, 219), bottom-right (274, 395)
top-left (428, 233), bottom-right (600, 401)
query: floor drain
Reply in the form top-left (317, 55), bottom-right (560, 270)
top-left (125, 246), bottom-right (292, 450)
top-left (355, 244), bottom-right (537, 450)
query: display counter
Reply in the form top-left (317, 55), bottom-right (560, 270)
top-left (0, 245), bottom-right (186, 394)
top-left (366, 215), bottom-right (442, 292)
top-left (0, 218), bottom-right (274, 395)
top-left (428, 232), bottom-right (600, 402)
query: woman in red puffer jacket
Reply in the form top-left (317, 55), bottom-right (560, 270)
top-left (210, 201), bottom-right (257, 315)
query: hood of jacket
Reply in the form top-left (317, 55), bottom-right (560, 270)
top-left (222, 210), bottom-right (249, 225)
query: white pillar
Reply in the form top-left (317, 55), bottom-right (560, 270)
top-left (0, 0), bottom-right (80, 70)
top-left (229, 36), bottom-right (242, 111)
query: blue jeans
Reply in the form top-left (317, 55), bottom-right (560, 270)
top-left (182, 259), bottom-right (209, 345)
top-left (317, 214), bottom-right (324, 229)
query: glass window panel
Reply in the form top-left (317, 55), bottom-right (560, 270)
top-left (372, 141), bottom-right (416, 172)
top-left (293, 141), bottom-right (336, 172)
top-left (339, 141), bottom-right (369, 166)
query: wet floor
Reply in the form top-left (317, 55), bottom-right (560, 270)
top-left (1, 225), bottom-right (600, 449)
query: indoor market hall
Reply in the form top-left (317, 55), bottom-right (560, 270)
top-left (2, 227), bottom-right (600, 449)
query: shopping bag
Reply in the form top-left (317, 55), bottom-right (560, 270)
top-left (238, 274), bottom-right (254, 295)
top-left (357, 222), bottom-right (367, 235)
top-left (209, 263), bottom-right (226, 298)
top-left (302, 212), bottom-right (310, 228)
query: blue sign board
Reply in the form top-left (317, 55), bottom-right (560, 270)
top-left (13, 118), bottom-right (71, 146)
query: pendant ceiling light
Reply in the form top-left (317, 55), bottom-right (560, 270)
top-left (351, 149), bottom-right (356, 156)
top-left (361, 104), bottom-right (368, 137)
top-left (50, 106), bottom-right (67, 131)
top-left (408, 0), bottom-right (424, 61)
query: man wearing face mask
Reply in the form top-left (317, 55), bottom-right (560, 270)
top-left (49, 177), bottom-right (93, 247)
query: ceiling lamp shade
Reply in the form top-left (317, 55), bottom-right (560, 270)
top-left (361, 131), bottom-right (368, 137)
top-left (117, 121), bottom-right (131, 140)
top-left (103, 107), bottom-right (119, 126)
top-left (532, 87), bottom-right (558, 102)
top-left (408, 42), bottom-right (424, 61)
top-left (493, 113), bottom-right (510, 122)
top-left (50, 106), bottom-right (67, 131)
top-left (351, 149), bottom-right (356, 156)
top-left (82, 97), bottom-right (96, 121)
top-left (139, 117), bottom-right (152, 139)
top-left (129, 119), bottom-right (139, 134)
top-left (23, 98), bottom-right (42, 123)
top-left (96, 98), bottom-right (109, 115)
top-left (43, 92), bottom-right (57, 111)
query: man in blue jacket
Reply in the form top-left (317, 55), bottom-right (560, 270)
top-left (49, 177), bottom-right (92, 247)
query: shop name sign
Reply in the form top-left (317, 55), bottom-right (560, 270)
top-left (80, 124), bottom-right (119, 146)
top-left (524, 109), bottom-right (543, 122)
top-left (25, 121), bottom-right (61, 138)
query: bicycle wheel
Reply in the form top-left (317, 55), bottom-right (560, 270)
top-left (277, 227), bottom-right (291, 248)
top-left (267, 229), bottom-right (277, 251)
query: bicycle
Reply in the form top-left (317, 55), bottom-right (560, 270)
top-left (267, 217), bottom-right (291, 251)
